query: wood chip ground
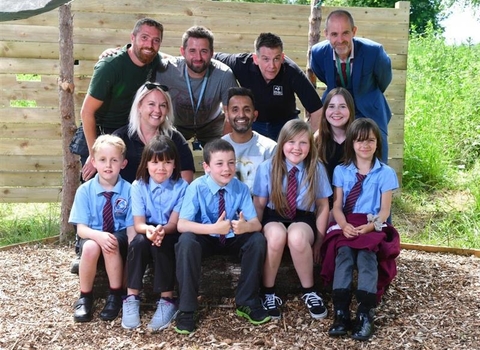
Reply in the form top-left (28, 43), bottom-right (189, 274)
top-left (0, 245), bottom-right (479, 349)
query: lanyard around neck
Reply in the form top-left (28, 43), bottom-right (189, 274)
top-left (185, 64), bottom-right (210, 128)
top-left (335, 54), bottom-right (351, 88)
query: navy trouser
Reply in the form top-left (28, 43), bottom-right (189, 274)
top-left (253, 116), bottom-right (298, 142)
top-left (127, 233), bottom-right (179, 294)
top-left (175, 232), bottom-right (266, 312)
top-left (332, 246), bottom-right (378, 294)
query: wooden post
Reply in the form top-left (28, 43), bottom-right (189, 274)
top-left (306, 0), bottom-right (322, 87)
top-left (305, 0), bottom-right (322, 125)
top-left (58, 4), bottom-right (79, 243)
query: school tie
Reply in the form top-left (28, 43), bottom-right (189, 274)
top-left (343, 173), bottom-right (367, 215)
top-left (218, 189), bottom-right (226, 245)
top-left (102, 191), bottom-right (114, 233)
top-left (341, 62), bottom-right (348, 86)
top-left (285, 166), bottom-right (298, 219)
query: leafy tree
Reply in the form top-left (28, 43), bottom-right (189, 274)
top-left (219, 0), bottom-right (480, 36)
top-left (323, 0), bottom-right (446, 34)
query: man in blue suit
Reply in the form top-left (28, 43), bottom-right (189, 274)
top-left (310, 9), bottom-right (392, 163)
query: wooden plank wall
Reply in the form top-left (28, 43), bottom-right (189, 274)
top-left (0, 0), bottom-right (410, 202)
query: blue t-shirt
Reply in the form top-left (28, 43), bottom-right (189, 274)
top-left (179, 174), bottom-right (257, 239)
top-left (69, 174), bottom-right (133, 231)
top-left (253, 159), bottom-right (333, 212)
top-left (332, 158), bottom-right (399, 215)
top-left (131, 177), bottom-right (188, 225)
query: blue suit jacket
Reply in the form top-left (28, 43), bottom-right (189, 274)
top-left (310, 37), bottom-right (392, 135)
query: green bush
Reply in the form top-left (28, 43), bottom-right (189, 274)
top-left (398, 26), bottom-right (480, 248)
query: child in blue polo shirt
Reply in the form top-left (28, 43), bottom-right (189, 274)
top-left (121, 135), bottom-right (188, 331)
top-left (253, 119), bottom-right (332, 320)
top-left (69, 134), bottom-right (134, 323)
top-left (321, 118), bottom-right (400, 341)
top-left (174, 139), bottom-right (271, 334)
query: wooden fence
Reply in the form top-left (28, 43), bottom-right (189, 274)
top-left (0, 0), bottom-right (410, 203)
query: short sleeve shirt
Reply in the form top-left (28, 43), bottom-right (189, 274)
top-left (88, 45), bottom-right (160, 129)
top-left (222, 131), bottom-right (277, 193)
top-left (253, 159), bottom-right (333, 212)
top-left (332, 159), bottom-right (399, 215)
top-left (214, 52), bottom-right (323, 123)
top-left (179, 175), bottom-right (257, 239)
top-left (131, 177), bottom-right (188, 225)
top-left (156, 57), bottom-right (238, 128)
top-left (69, 174), bottom-right (134, 231)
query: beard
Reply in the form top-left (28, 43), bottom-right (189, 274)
top-left (231, 118), bottom-right (254, 133)
top-left (186, 59), bottom-right (209, 74)
top-left (132, 44), bottom-right (157, 65)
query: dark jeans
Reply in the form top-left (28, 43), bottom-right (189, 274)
top-left (175, 116), bottom-right (225, 147)
top-left (127, 233), bottom-right (179, 293)
top-left (175, 232), bottom-right (266, 312)
top-left (253, 117), bottom-right (298, 141)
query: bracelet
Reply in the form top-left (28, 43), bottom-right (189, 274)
top-left (367, 214), bottom-right (384, 232)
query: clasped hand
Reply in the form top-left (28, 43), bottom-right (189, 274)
top-left (342, 223), bottom-right (375, 238)
top-left (146, 225), bottom-right (165, 246)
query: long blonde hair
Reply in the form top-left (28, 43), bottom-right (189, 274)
top-left (270, 120), bottom-right (318, 217)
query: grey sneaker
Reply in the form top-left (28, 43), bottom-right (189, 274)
top-left (121, 295), bottom-right (141, 329)
top-left (147, 298), bottom-right (178, 332)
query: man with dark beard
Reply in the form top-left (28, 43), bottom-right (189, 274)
top-left (156, 26), bottom-right (238, 146)
top-left (80, 18), bottom-right (164, 182)
top-left (222, 87), bottom-right (276, 193)
top-left (69, 18), bottom-right (164, 276)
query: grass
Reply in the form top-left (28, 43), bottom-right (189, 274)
top-left (1, 32), bottom-right (479, 250)
top-left (0, 203), bottom-right (61, 246)
top-left (395, 27), bottom-right (480, 249)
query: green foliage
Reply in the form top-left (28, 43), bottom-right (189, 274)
top-left (404, 25), bottom-right (480, 190)
top-left (0, 203), bottom-right (60, 246)
top-left (11, 75), bottom-right (40, 107)
top-left (393, 27), bottom-right (480, 249)
top-left (325, 0), bottom-right (446, 34)
top-left (223, 0), bottom-right (450, 37)
top-left (394, 189), bottom-right (480, 249)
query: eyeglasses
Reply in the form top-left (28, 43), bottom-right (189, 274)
top-left (144, 82), bottom-right (169, 92)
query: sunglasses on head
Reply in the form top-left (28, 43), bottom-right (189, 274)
top-left (144, 82), bottom-right (169, 92)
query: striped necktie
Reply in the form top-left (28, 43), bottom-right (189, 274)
top-left (218, 189), bottom-right (226, 245)
top-left (102, 191), bottom-right (114, 233)
top-left (343, 173), bottom-right (367, 215)
top-left (285, 166), bottom-right (298, 219)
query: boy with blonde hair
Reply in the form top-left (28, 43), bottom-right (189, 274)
top-left (69, 135), bottom-right (135, 322)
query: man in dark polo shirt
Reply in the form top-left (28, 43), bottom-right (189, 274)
top-left (215, 32), bottom-right (323, 141)
top-left (80, 18), bottom-right (163, 182)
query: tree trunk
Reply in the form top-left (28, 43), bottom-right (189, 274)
top-left (58, 4), bottom-right (79, 243)
top-left (306, 0), bottom-right (322, 86)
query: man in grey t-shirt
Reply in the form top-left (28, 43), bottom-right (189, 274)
top-left (156, 26), bottom-right (238, 146)
top-left (222, 87), bottom-right (277, 193)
